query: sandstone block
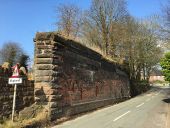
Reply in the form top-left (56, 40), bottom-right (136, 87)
top-left (35, 76), bottom-right (53, 82)
top-left (35, 70), bottom-right (53, 77)
top-left (36, 49), bottom-right (53, 55)
top-left (48, 95), bottom-right (62, 102)
top-left (35, 89), bottom-right (46, 95)
top-left (36, 54), bottom-right (54, 58)
top-left (35, 58), bottom-right (53, 64)
top-left (50, 107), bottom-right (62, 116)
top-left (36, 45), bottom-right (54, 49)
top-left (36, 64), bottom-right (53, 70)
top-left (48, 102), bottom-right (61, 108)
top-left (36, 40), bottom-right (53, 45)
top-left (35, 95), bottom-right (48, 102)
top-left (44, 89), bottom-right (60, 95)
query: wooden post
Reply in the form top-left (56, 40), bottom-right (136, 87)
top-left (12, 84), bottom-right (17, 122)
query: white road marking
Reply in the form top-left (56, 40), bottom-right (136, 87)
top-left (136, 103), bottom-right (144, 108)
top-left (113, 111), bottom-right (131, 122)
top-left (155, 91), bottom-right (161, 96)
top-left (146, 98), bottom-right (150, 102)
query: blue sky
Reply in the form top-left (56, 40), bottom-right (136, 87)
top-left (0, 0), bottom-right (167, 60)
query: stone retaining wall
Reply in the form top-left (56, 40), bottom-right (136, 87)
top-left (34, 32), bottom-right (130, 120)
top-left (0, 71), bottom-right (34, 120)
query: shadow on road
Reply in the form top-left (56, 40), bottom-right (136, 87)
top-left (162, 98), bottom-right (170, 104)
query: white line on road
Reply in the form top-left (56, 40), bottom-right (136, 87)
top-left (146, 98), bottom-right (151, 102)
top-left (113, 111), bottom-right (131, 122)
top-left (155, 92), bottom-right (161, 96)
top-left (136, 103), bottom-right (144, 108)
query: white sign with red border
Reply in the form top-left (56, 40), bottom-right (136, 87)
top-left (11, 64), bottom-right (20, 77)
top-left (8, 64), bottom-right (22, 85)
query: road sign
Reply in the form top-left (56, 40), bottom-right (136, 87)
top-left (11, 64), bottom-right (19, 77)
top-left (8, 78), bottom-right (22, 84)
top-left (8, 64), bottom-right (23, 121)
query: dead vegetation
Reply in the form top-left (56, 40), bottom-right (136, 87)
top-left (0, 106), bottom-right (49, 128)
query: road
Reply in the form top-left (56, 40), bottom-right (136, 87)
top-left (53, 86), bottom-right (170, 128)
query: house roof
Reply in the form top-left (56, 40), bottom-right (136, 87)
top-left (150, 69), bottom-right (163, 76)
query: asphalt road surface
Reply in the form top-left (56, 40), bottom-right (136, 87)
top-left (54, 86), bottom-right (170, 128)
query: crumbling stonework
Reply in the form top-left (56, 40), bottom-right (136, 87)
top-left (34, 32), bottom-right (130, 120)
top-left (0, 70), bottom-right (34, 120)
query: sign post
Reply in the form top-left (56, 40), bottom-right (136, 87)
top-left (12, 84), bottom-right (17, 122)
top-left (8, 64), bottom-right (22, 122)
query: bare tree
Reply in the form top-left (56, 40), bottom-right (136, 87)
top-left (160, 0), bottom-right (170, 48)
top-left (122, 18), bottom-right (163, 81)
top-left (55, 1), bottom-right (162, 83)
top-left (18, 54), bottom-right (30, 72)
top-left (164, 0), bottom-right (170, 29)
top-left (0, 42), bottom-right (26, 66)
top-left (56, 4), bottom-right (82, 39)
top-left (82, 0), bottom-right (128, 55)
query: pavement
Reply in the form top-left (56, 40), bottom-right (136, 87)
top-left (53, 85), bottom-right (170, 128)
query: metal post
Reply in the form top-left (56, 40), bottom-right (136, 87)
top-left (12, 84), bottom-right (17, 122)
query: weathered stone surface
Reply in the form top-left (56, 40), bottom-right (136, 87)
top-left (35, 70), bottom-right (53, 77)
top-left (35, 32), bottom-right (55, 41)
top-left (36, 45), bottom-right (54, 49)
top-left (34, 82), bottom-right (52, 89)
top-left (35, 89), bottom-right (45, 95)
top-left (52, 59), bottom-right (63, 65)
top-left (35, 76), bottom-right (53, 82)
top-left (50, 107), bottom-right (63, 120)
top-left (36, 49), bottom-right (53, 54)
top-left (48, 95), bottom-right (62, 102)
top-left (64, 51), bottom-right (101, 69)
top-left (36, 40), bottom-right (54, 45)
top-left (44, 89), bottom-right (60, 95)
top-left (0, 73), bottom-right (34, 119)
top-left (48, 102), bottom-right (61, 108)
top-left (19, 104), bottom-right (43, 120)
top-left (34, 32), bottom-right (130, 121)
top-left (35, 95), bottom-right (48, 102)
top-left (35, 64), bottom-right (53, 70)
top-left (36, 54), bottom-right (54, 58)
top-left (35, 58), bottom-right (53, 64)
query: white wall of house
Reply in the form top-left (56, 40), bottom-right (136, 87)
top-left (149, 75), bottom-right (165, 82)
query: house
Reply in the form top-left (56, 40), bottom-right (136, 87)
top-left (149, 69), bottom-right (165, 83)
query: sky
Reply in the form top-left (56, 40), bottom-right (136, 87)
top-left (0, 0), bottom-right (168, 61)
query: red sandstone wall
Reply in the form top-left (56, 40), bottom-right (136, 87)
top-left (34, 32), bottom-right (130, 120)
top-left (58, 47), bottom-right (130, 109)
top-left (59, 65), bottom-right (129, 106)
